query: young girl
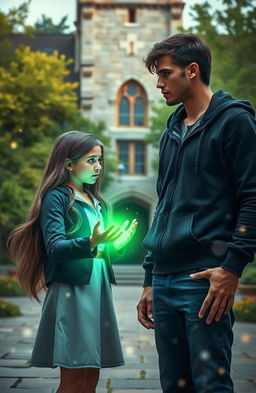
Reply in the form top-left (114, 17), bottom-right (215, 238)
top-left (8, 131), bottom-right (137, 393)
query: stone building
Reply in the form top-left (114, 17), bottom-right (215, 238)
top-left (76, 0), bottom-right (184, 263)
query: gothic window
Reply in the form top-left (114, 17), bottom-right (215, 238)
top-left (117, 141), bottom-right (146, 176)
top-left (117, 81), bottom-right (147, 127)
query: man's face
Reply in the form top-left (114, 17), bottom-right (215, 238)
top-left (156, 55), bottom-right (190, 106)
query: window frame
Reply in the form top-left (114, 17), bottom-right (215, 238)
top-left (116, 140), bottom-right (147, 176)
top-left (116, 81), bottom-right (147, 128)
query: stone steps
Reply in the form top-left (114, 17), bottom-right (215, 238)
top-left (113, 264), bottom-right (144, 286)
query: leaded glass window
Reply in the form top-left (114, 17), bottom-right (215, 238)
top-left (117, 81), bottom-right (147, 127)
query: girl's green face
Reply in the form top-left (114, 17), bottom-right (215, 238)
top-left (68, 145), bottom-right (102, 186)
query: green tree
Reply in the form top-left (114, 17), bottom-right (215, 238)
top-left (34, 14), bottom-right (70, 34)
top-left (0, 46), bottom-right (79, 145)
top-left (187, 0), bottom-right (256, 106)
top-left (0, 1), bottom-right (33, 66)
top-left (144, 104), bottom-right (178, 170)
top-left (145, 104), bottom-right (178, 149)
top-left (0, 45), bottom-right (78, 233)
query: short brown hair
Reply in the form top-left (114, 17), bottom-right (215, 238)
top-left (144, 33), bottom-right (212, 85)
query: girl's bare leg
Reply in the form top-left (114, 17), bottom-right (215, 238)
top-left (82, 368), bottom-right (100, 393)
top-left (56, 367), bottom-right (86, 393)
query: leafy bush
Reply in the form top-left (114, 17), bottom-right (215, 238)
top-left (240, 266), bottom-right (256, 285)
top-left (234, 298), bottom-right (256, 323)
top-left (0, 276), bottom-right (26, 296)
top-left (0, 299), bottom-right (21, 317)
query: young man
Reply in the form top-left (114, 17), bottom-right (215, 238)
top-left (137, 33), bottom-right (256, 393)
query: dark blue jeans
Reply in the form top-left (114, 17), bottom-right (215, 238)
top-left (152, 268), bottom-right (234, 393)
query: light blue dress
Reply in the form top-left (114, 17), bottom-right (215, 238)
top-left (30, 191), bottom-right (124, 369)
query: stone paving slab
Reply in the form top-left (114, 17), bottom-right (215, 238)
top-left (1, 286), bottom-right (256, 392)
top-left (234, 381), bottom-right (256, 393)
top-left (0, 378), bottom-right (17, 388)
top-left (0, 359), bottom-right (29, 367)
top-left (15, 378), bottom-right (59, 389)
top-left (231, 363), bottom-right (256, 379)
top-left (110, 379), bottom-right (161, 389)
top-left (5, 352), bottom-right (32, 359)
top-left (0, 390), bottom-right (109, 393)
top-left (100, 368), bottom-right (147, 378)
top-left (0, 367), bottom-right (59, 378)
top-left (17, 377), bottom-right (107, 389)
top-left (112, 391), bottom-right (162, 393)
top-left (0, 390), bottom-right (54, 393)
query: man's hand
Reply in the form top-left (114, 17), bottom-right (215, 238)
top-left (137, 286), bottom-right (154, 329)
top-left (190, 267), bottom-right (239, 324)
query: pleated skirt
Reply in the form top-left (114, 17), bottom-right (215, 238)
top-left (30, 259), bottom-right (124, 368)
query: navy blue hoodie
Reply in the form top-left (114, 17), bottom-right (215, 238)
top-left (143, 90), bottom-right (256, 286)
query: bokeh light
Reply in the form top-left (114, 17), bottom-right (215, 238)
top-left (199, 350), bottom-right (210, 361)
top-left (10, 141), bottom-right (18, 149)
top-left (240, 333), bottom-right (252, 343)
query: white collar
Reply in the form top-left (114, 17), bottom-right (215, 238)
top-left (73, 190), bottom-right (101, 211)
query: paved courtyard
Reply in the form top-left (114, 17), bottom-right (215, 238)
top-left (0, 286), bottom-right (256, 393)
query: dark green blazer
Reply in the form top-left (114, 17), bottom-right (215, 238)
top-left (39, 186), bottom-right (117, 286)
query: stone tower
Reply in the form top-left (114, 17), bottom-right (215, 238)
top-left (76, 0), bottom-right (184, 263)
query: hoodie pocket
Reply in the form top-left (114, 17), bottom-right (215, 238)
top-left (143, 213), bottom-right (202, 255)
top-left (161, 213), bottom-right (202, 252)
top-left (143, 213), bottom-right (166, 252)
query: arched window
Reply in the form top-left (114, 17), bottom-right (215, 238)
top-left (117, 80), bottom-right (147, 127)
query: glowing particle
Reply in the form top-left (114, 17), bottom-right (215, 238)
top-left (18, 128), bottom-right (23, 133)
top-left (177, 379), bottom-right (186, 388)
top-left (10, 141), bottom-right (18, 149)
top-left (124, 346), bottom-right (135, 355)
top-left (240, 333), bottom-right (251, 343)
top-left (199, 350), bottom-right (210, 361)
top-left (218, 367), bottom-right (226, 375)
top-left (211, 241), bottom-right (228, 256)
top-left (22, 328), bottom-right (33, 337)
top-left (238, 226), bottom-right (247, 233)
top-left (65, 292), bottom-right (71, 298)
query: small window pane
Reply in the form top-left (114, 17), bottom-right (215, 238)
top-left (135, 143), bottom-right (145, 174)
top-left (119, 143), bottom-right (129, 174)
top-left (134, 97), bottom-right (144, 126)
top-left (119, 97), bottom-right (130, 125)
top-left (128, 8), bottom-right (136, 23)
top-left (127, 83), bottom-right (137, 96)
top-left (39, 48), bottom-right (55, 55)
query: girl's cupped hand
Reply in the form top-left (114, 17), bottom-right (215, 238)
top-left (89, 219), bottom-right (138, 250)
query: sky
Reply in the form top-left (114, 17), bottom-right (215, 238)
top-left (0, 0), bottom-right (224, 32)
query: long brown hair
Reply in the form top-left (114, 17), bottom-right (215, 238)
top-left (7, 131), bottom-right (106, 302)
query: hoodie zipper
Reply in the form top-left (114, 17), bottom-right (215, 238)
top-left (157, 125), bottom-right (205, 252)
top-left (157, 137), bottom-right (181, 251)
